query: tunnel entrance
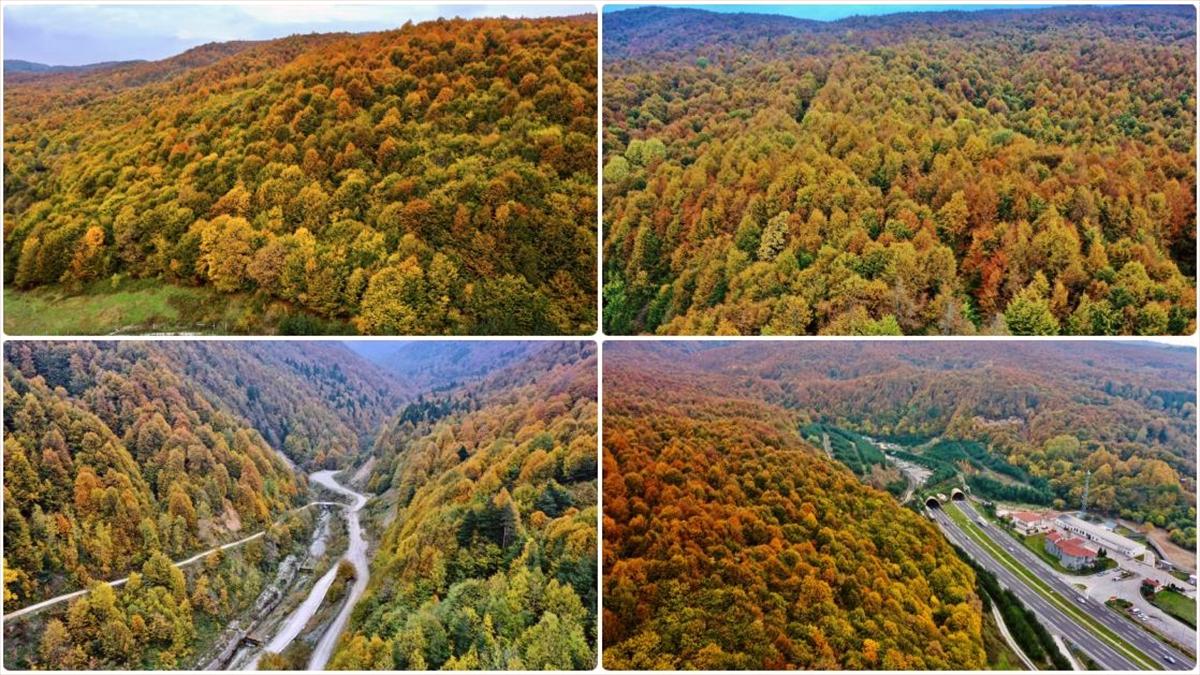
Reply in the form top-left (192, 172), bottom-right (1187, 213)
top-left (951, 488), bottom-right (966, 501)
top-left (925, 496), bottom-right (941, 509)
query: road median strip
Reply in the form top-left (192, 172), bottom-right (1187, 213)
top-left (943, 504), bottom-right (1159, 670)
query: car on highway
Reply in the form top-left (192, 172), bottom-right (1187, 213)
top-left (1164, 655), bottom-right (1176, 664)
top-left (1077, 596), bottom-right (1087, 604)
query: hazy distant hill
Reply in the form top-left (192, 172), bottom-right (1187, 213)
top-left (5, 58), bottom-right (137, 73)
top-left (602, 6), bottom-right (820, 58)
top-left (345, 341), bottom-right (541, 392)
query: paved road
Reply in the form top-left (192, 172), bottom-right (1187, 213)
top-left (884, 453), bottom-right (930, 504)
top-left (932, 504), bottom-right (1142, 669)
top-left (936, 501), bottom-right (1194, 671)
top-left (4, 501), bottom-right (343, 623)
top-left (957, 501), bottom-right (1194, 670)
top-left (1079, 565), bottom-right (1196, 648)
top-left (4, 530), bottom-right (270, 621)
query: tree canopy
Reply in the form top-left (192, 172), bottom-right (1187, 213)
top-left (5, 15), bottom-right (597, 335)
top-left (603, 6), bottom-right (1196, 335)
top-left (3, 342), bottom-right (311, 609)
top-left (603, 345), bottom-right (987, 668)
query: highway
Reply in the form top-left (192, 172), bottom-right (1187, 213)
top-left (952, 500), bottom-right (1194, 671)
top-left (931, 504), bottom-right (1144, 669)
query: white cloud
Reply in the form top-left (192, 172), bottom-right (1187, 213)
top-left (4, 3), bottom-right (593, 64)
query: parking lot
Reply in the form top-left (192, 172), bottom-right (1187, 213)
top-left (1077, 565), bottom-right (1197, 649)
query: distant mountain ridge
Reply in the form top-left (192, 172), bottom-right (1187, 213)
top-left (4, 58), bottom-right (144, 74)
top-left (3, 37), bottom-right (318, 94)
top-left (345, 341), bottom-right (541, 393)
top-left (605, 4), bottom-right (1198, 58)
top-left (603, 6), bottom-right (821, 58)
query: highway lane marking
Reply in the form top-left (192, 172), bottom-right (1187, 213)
top-left (943, 504), bottom-right (1160, 670)
top-left (935, 511), bottom-right (1132, 670)
top-left (945, 506), bottom-right (1150, 667)
top-left (962, 503), bottom-right (1194, 669)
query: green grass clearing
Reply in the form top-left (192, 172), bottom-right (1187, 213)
top-left (4, 279), bottom-right (351, 335)
top-left (1151, 590), bottom-right (1196, 628)
top-left (1020, 533), bottom-right (1117, 575)
top-left (5, 279), bottom-right (238, 334)
top-left (943, 504), bottom-right (1158, 670)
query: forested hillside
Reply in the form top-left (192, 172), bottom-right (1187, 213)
top-left (2, 342), bottom-right (307, 611)
top-left (603, 346), bottom-right (986, 668)
top-left (603, 6), bottom-right (1196, 335)
top-left (332, 342), bottom-right (597, 669)
top-left (620, 341), bottom-right (1198, 547)
top-left (4, 340), bottom-right (599, 669)
top-left (154, 342), bottom-right (400, 468)
top-left (345, 341), bottom-right (538, 394)
top-left (5, 14), bottom-right (597, 334)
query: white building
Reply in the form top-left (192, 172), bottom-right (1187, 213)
top-left (1055, 514), bottom-right (1149, 560)
top-left (1005, 510), bottom-right (1051, 536)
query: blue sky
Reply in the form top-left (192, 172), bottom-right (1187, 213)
top-left (603, 4), bottom-right (1056, 20)
top-left (3, 3), bottom-right (588, 66)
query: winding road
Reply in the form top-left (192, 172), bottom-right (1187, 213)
top-left (246, 470), bottom-right (368, 670)
top-left (307, 470), bottom-right (369, 670)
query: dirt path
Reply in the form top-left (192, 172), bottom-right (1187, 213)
top-left (4, 502), bottom-right (339, 622)
top-left (244, 470), bottom-right (369, 671)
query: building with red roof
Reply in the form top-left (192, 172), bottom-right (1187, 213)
top-left (1045, 531), bottom-right (1099, 570)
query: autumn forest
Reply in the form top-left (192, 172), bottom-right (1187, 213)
top-left (3, 341), bottom-right (597, 670)
top-left (603, 6), bottom-right (1197, 335)
top-left (4, 13), bottom-right (597, 335)
top-left (603, 340), bottom-right (1196, 668)
top-left (2, 2), bottom-right (1199, 673)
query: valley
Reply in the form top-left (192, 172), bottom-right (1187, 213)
top-left (3, 340), bottom-right (597, 670)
